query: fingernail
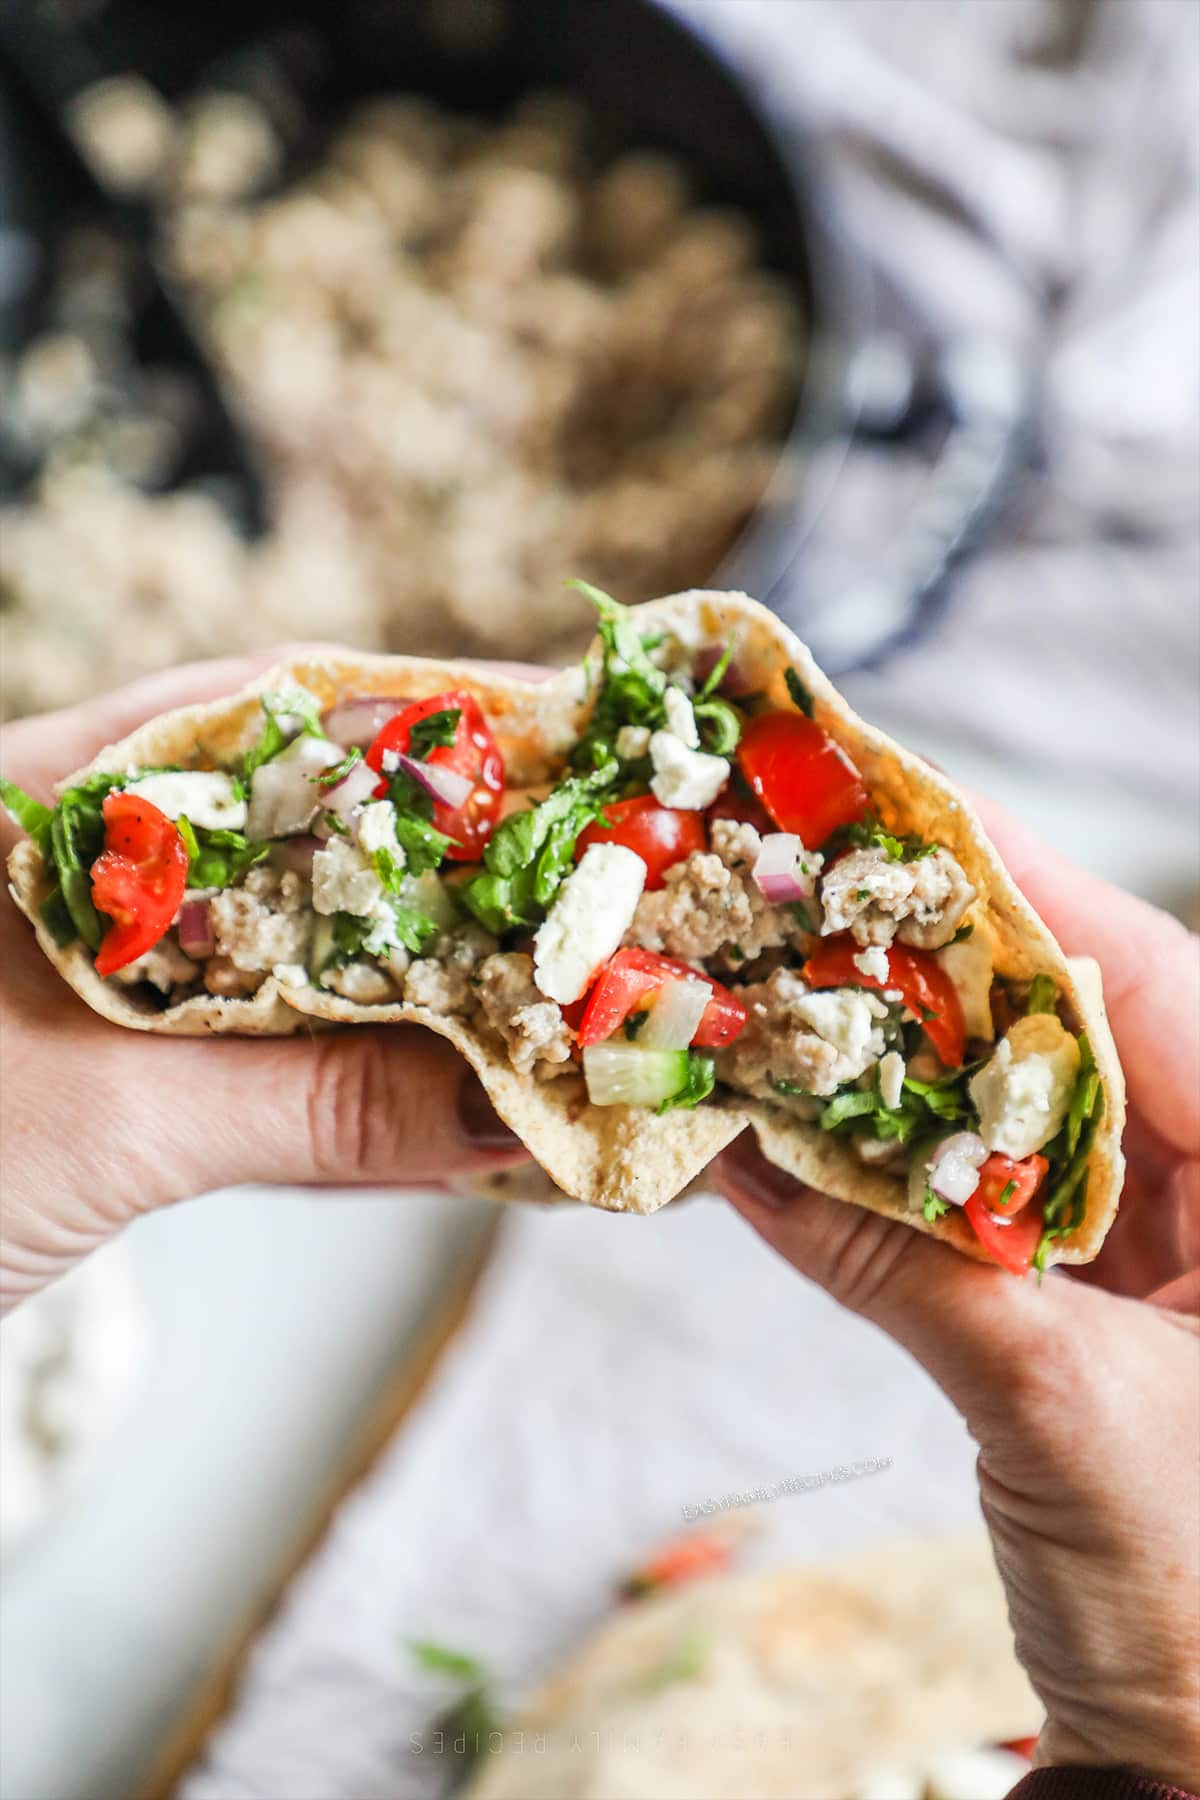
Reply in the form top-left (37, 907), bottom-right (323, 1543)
top-left (457, 1072), bottom-right (521, 1150)
top-left (720, 1133), bottom-right (811, 1211)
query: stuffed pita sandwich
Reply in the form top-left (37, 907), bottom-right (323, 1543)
top-left (450, 1534), bottom-right (1040, 1800)
top-left (3, 586), bottom-right (1123, 1272)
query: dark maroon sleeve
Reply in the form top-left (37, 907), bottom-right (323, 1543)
top-left (1010, 1770), bottom-right (1197, 1800)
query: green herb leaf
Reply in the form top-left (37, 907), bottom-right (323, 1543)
top-left (692, 695), bottom-right (741, 755)
top-left (625, 1010), bottom-right (649, 1041)
top-left (180, 817), bottom-right (269, 889)
top-left (785, 667), bottom-right (815, 716)
top-left (241, 688), bottom-right (325, 780)
top-left (314, 747), bottom-right (363, 787)
top-left (923, 1185), bottom-right (950, 1222)
top-left (950, 922), bottom-right (975, 944)
top-left (839, 815), bottom-right (937, 862)
top-left (697, 636), bottom-right (736, 699)
top-left (408, 708), bottom-right (461, 759)
top-left (568, 580), bottom-right (668, 770)
top-left (462, 763), bottom-right (617, 933)
top-left (634, 1630), bottom-right (710, 1695)
top-left (996, 1178), bottom-right (1017, 1208)
top-left (1034, 1034), bottom-right (1104, 1270)
top-left (38, 886), bottom-right (76, 947)
top-left (0, 776), bottom-right (53, 848)
top-left (657, 1050), bottom-right (716, 1113)
top-left (391, 804), bottom-right (457, 876)
top-left (1026, 974), bottom-right (1059, 1015)
top-left (410, 1640), bottom-right (489, 1683)
top-left (47, 778), bottom-right (123, 950)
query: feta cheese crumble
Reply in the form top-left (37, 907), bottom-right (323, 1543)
top-left (853, 944), bottom-right (890, 983)
top-left (355, 799), bottom-right (402, 858)
top-left (533, 842), bottom-right (646, 1003)
top-left (311, 836), bottom-right (388, 921)
top-left (648, 731), bottom-right (729, 811)
top-left (792, 988), bottom-right (887, 1064)
top-left (969, 1013), bottom-right (1080, 1160)
top-left (124, 769), bottom-right (247, 832)
top-left (615, 725), bottom-right (651, 759)
top-left (663, 683), bottom-right (700, 748)
top-left (878, 1049), bottom-right (905, 1110)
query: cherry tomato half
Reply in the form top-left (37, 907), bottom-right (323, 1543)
top-left (577, 947), bottom-right (748, 1050)
top-left (366, 689), bottom-right (504, 862)
top-left (620, 1531), bottom-right (733, 1600)
top-left (574, 795), bottom-right (706, 891)
top-left (803, 933), bottom-right (967, 1068)
top-left (707, 781), bottom-right (775, 836)
top-left (963, 1189), bottom-right (1046, 1275)
top-left (91, 792), bottom-right (189, 976)
top-left (974, 1152), bottom-right (1048, 1217)
top-left (736, 710), bottom-right (868, 848)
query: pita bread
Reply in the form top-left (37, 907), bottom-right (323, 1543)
top-left (463, 1536), bottom-right (1040, 1800)
top-left (7, 591), bottom-right (1124, 1259)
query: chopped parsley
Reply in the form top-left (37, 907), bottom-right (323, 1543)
top-left (240, 687), bottom-right (326, 780)
top-left (313, 747), bottom-right (363, 787)
top-left (923, 1186), bottom-right (950, 1222)
top-left (567, 580), bottom-right (667, 771)
top-left (409, 1641), bottom-right (501, 1767)
top-left (950, 922), bottom-right (975, 944)
top-left (995, 1178), bottom-right (1017, 1208)
top-left (840, 815), bottom-right (938, 863)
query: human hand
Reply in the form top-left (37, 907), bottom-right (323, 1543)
top-left (719, 795), bottom-right (1200, 1784)
top-left (0, 656), bottom-right (529, 1313)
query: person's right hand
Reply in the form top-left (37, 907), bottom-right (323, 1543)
top-left (720, 796), bottom-right (1200, 1785)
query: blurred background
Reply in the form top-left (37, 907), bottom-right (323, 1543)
top-left (1, 1), bottom-right (1196, 1797)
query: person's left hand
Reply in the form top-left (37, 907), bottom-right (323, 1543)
top-left (0, 655), bottom-right (529, 1313)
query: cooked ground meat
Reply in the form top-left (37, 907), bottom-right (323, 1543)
top-left (113, 934), bottom-right (199, 994)
top-left (720, 968), bottom-right (887, 1101)
top-left (819, 846), bottom-right (975, 950)
top-left (325, 960), bottom-right (396, 1004)
top-left (474, 952), bottom-right (574, 1078)
top-left (401, 924), bottom-right (497, 1015)
top-left (203, 954), bottom-right (264, 997)
top-left (628, 819), bottom-right (797, 970)
top-left (209, 866), bottom-right (313, 973)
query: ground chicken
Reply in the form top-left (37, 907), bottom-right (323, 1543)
top-left (720, 968), bottom-right (888, 1102)
top-left (325, 961), bottom-right (396, 1004)
top-left (113, 933), bottom-right (199, 994)
top-left (474, 952), bottom-right (574, 1078)
top-left (819, 846), bottom-right (975, 950)
top-left (209, 866), bottom-right (313, 973)
top-left (400, 925), bottom-right (496, 1015)
top-left (203, 955), bottom-right (265, 997)
top-left (628, 819), bottom-right (796, 969)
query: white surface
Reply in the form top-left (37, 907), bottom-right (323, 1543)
top-left (179, 1198), bottom-right (984, 1800)
top-left (0, 1185), bottom-right (491, 1800)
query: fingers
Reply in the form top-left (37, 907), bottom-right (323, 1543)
top-left (966, 790), bottom-right (1200, 1159)
top-left (154, 1025), bottom-right (528, 1198)
top-left (720, 1133), bottom-right (1069, 1435)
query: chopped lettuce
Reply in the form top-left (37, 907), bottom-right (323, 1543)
top-left (0, 776), bottom-right (53, 850)
top-left (461, 763), bottom-right (617, 935)
top-left (568, 580), bottom-right (667, 771)
top-left (177, 815), bottom-right (269, 889)
top-left (818, 1059), bottom-right (982, 1143)
top-left (46, 773), bottom-right (126, 950)
top-left (692, 695), bottom-right (741, 755)
top-left (1033, 1033), bottom-right (1104, 1271)
top-left (1025, 974), bottom-right (1059, 1015)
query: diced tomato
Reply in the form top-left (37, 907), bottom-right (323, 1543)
top-left (803, 933), bottom-right (966, 1067)
top-left (964, 1190), bottom-right (1045, 1275)
top-left (574, 794), bottom-right (705, 890)
top-left (366, 689), bottom-right (503, 861)
top-left (1000, 1737), bottom-right (1039, 1760)
top-left (577, 947), bottom-right (747, 1049)
top-left (974, 1152), bottom-right (1048, 1217)
top-left (91, 792), bottom-right (189, 976)
top-left (736, 711), bottom-right (868, 848)
top-left (619, 1531), bottom-right (733, 1600)
top-left (707, 781), bottom-right (775, 836)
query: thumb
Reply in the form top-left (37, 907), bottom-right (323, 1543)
top-left (718, 1133), bottom-right (1070, 1437)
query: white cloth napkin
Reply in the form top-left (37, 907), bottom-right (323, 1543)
top-left (180, 1198), bottom-right (982, 1800)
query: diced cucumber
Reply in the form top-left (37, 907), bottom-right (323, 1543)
top-left (582, 1042), bottom-right (691, 1108)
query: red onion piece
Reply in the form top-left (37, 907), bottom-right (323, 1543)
top-left (694, 643), bottom-right (754, 697)
top-left (640, 977), bottom-right (712, 1049)
top-left (322, 756), bottom-right (379, 823)
top-left (320, 696), bottom-right (411, 747)
top-left (382, 750), bottom-right (472, 811)
top-left (753, 832), bottom-right (818, 904)
top-left (178, 898), bottom-right (214, 959)
top-left (929, 1131), bottom-right (988, 1206)
top-left (280, 835), bottom-right (321, 876)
